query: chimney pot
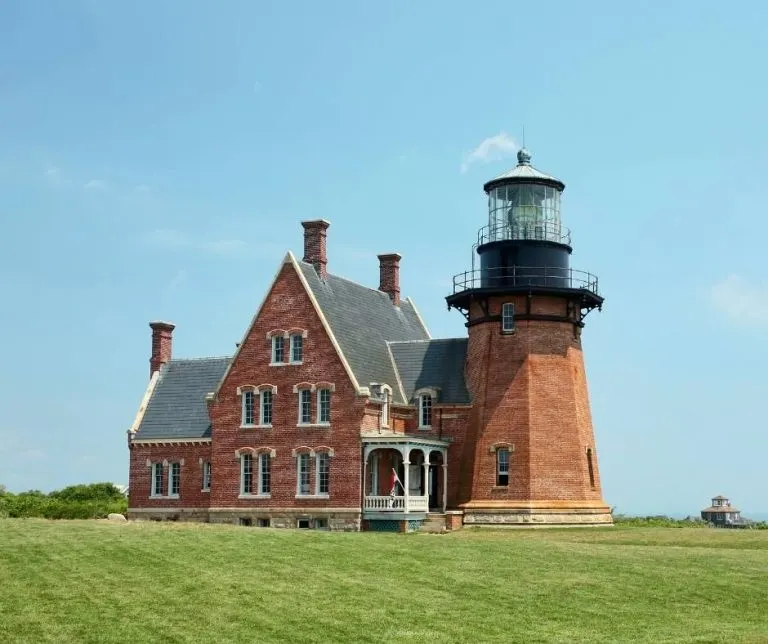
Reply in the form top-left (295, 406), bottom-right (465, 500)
top-left (149, 320), bottom-right (175, 379)
top-left (301, 219), bottom-right (330, 278)
top-left (377, 253), bottom-right (402, 306)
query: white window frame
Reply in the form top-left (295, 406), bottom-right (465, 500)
top-left (202, 461), bottom-right (211, 492)
top-left (258, 452), bottom-right (271, 496)
top-left (241, 389), bottom-right (256, 427)
top-left (271, 335), bottom-right (286, 365)
top-left (496, 449), bottom-right (510, 486)
top-left (316, 452), bottom-right (330, 496)
top-left (259, 389), bottom-right (274, 427)
top-left (378, 384), bottom-right (392, 429)
top-left (296, 453), bottom-right (311, 497)
top-left (501, 302), bottom-right (515, 333)
top-left (297, 388), bottom-right (313, 425)
top-left (240, 453), bottom-right (253, 495)
top-left (317, 388), bottom-right (331, 425)
top-left (168, 461), bottom-right (181, 498)
top-left (289, 333), bottom-right (304, 364)
top-left (417, 392), bottom-right (434, 429)
top-left (150, 462), bottom-right (164, 497)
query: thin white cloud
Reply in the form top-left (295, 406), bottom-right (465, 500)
top-left (460, 131), bottom-right (519, 174)
top-left (146, 229), bottom-right (246, 256)
top-left (168, 269), bottom-right (187, 290)
top-left (710, 274), bottom-right (768, 328)
top-left (84, 179), bottom-right (107, 190)
top-left (44, 165), bottom-right (71, 187)
top-left (19, 449), bottom-right (48, 460)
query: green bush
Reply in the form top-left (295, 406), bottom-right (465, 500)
top-left (0, 483), bottom-right (127, 520)
top-left (613, 514), bottom-right (709, 528)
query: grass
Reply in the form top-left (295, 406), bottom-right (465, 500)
top-left (1, 520), bottom-right (767, 643)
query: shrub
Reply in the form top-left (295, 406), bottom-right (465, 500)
top-left (0, 483), bottom-right (128, 520)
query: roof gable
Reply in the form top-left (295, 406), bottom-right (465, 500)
top-left (388, 338), bottom-right (471, 404)
top-left (134, 357), bottom-right (231, 440)
top-left (297, 260), bottom-right (430, 403)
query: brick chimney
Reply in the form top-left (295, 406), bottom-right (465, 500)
top-left (149, 321), bottom-right (175, 378)
top-left (378, 253), bottom-right (401, 306)
top-left (301, 219), bottom-right (330, 278)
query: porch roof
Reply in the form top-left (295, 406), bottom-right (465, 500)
top-left (361, 432), bottom-right (451, 448)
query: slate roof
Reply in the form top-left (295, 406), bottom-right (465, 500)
top-left (388, 339), bottom-right (471, 404)
top-left (297, 260), bottom-right (430, 404)
top-left (134, 357), bottom-right (231, 440)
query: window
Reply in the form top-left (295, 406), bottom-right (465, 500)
top-left (297, 453), bottom-right (311, 496)
top-left (298, 388), bottom-right (312, 424)
top-left (242, 390), bottom-right (256, 426)
top-left (241, 453), bottom-right (253, 495)
top-left (202, 461), bottom-right (211, 491)
top-left (314, 518), bottom-right (328, 529)
top-left (169, 462), bottom-right (181, 496)
top-left (256, 518), bottom-right (270, 527)
top-left (290, 334), bottom-right (304, 363)
top-left (297, 518), bottom-right (311, 529)
top-left (271, 335), bottom-right (285, 364)
top-left (318, 388), bottom-right (331, 424)
top-left (151, 463), bottom-right (163, 497)
top-left (496, 449), bottom-right (510, 486)
top-left (260, 389), bottom-right (273, 426)
top-left (419, 394), bottom-right (433, 428)
top-left (502, 302), bottom-right (515, 333)
top-left (587, 448), bottom-right (596, 489)
top-left (380, 389), bottom-right (390, 428)
top-left (317, 453), bottom-right (330, 495)
top-left (239, 517), bottom-right (253, 527)
top-left (259, 453), bottom-right (271, 495)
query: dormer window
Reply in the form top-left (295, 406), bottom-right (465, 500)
top-left (371, 384), bottom-right (392, 429)
top-left (502, 302), bottom-right (515, 333)
top-left (417, 391), bottom-right (434, 429)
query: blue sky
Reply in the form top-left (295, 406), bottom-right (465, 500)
top-left (1, 0), bottom-right (767, 517)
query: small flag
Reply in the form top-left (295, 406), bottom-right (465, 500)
top-left (389, 468), bottom-right (403, 507)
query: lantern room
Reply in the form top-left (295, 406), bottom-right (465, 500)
top-left (482, 147), bottom-right (568, 246)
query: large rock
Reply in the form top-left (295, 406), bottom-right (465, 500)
top-left (107, 513), bottom-right (127, 522)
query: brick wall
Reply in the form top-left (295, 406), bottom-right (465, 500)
top-left (461, 294), bottom-right (606, 505)
top-left (209, 261), bottom-right (364, 513)
top-left (128, 442), bottom-right (212, 510)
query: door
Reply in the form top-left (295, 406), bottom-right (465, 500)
top-left (428, 466), bottom-right (439, 510)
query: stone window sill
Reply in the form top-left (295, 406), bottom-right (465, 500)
top-left (201, 489), bottom-right (211, 493)
top-left (240, 424), bottom-right (272, 430)
top-left (295, 494), bottom-right (330, 500)
top-left (269, 362), bottom-right (287, 367)
top-left (289, 361), bottom-right (304, 366)
top-left (239, 494), bottom-right (271, 500)
top-left (297, 423), bottom-right (331, 429)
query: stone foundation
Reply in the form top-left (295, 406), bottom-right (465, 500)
top-left (126, 508), bottom-right (362, 530)
top-left (461, 501), bottom-right (613, 528)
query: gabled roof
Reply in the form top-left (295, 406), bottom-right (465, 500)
top-left (297, 260), bottom-right (430, 404)
top-left (388, 338), bottom-right (471, 404)
top-left (133, 358), bottom-right (231, 440)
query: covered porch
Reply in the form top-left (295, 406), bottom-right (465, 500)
top-left (362, 436), bottom-right (450, 516)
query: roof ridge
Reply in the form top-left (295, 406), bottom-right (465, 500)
top-left (388, 337), bottom-right (466, 345)
top-left (169, 356), bottom-right (232, 362)
top-left (298, 259), bottom-right (414, 305)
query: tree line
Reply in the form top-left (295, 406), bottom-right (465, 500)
top-left (0, 483), bottom-right (128, 519)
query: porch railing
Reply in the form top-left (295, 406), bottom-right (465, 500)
top-left (363, 495), bottom-right (429, 512)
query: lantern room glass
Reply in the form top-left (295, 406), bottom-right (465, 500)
top-left (487, 183), bottom-right (562, 243)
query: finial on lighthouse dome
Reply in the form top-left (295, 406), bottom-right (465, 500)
top-left (517, 147), bottom-right (532, 165)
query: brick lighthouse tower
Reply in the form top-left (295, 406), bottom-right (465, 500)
top-left (447, 147), bottom-right (612, 526)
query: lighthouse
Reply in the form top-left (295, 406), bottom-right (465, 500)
top-left (447, 148), bottom-right (612, 526)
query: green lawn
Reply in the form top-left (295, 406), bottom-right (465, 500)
top-left (1, 520), bottom-right (767, 643)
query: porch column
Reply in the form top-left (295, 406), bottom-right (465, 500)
top-left (362, 455), bottom-right (368, 496)
top-left (422, 461), bottom-right (430, 504)
top-left (442, 463), bottom-right (448, 512)
top-left (403, 460), bottom-right (410, 514)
